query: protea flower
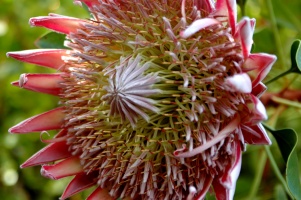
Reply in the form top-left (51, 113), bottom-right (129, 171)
top-left (7, 0), bottom-right (276, 199)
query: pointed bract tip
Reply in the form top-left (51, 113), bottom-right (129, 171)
top-left (6, 52), bottom-right (13, 58)
top-left (61, 172), bottom-right (98, 200)
top-left (20, 141), bottom-right (71, 168)
top-left (11, 81), bottom-right (19, 87)
top-left (187, 186), bottom-right (197, 200)
top-left (41, 166), bottom-right (58, 180)
top-left (255, 99), bottom-right (267, 120)
top-left (6, 51), bottom-right (26, 59)
top-left (5, 49), bottom-right (68, 70)
top-left (40, 157), bottom-right (83, 180)
top-left (87, 188), bottom-right (114, 200)
top-left (73, 0), bottom-right (82, 6)
top-left (8, 107), bottom-right (65, 134)
top-left (29, 16), bottom-right (84, 34)
top-left (181, 18), bottom-right (219, 39)
top-left (225, 73), bottom-right (252, 93)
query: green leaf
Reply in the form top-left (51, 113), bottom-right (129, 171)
top-left (265, 39), bottom-right (301, 85)
top-left (35, 32), bottom-right (68, 49)
top-left (290, 39), bottom-right (301, 73)
top-left (271, 128), bottom-right (301, 199)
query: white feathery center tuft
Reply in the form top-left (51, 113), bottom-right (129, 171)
top-left (102, 55), bottom-right (160, 127)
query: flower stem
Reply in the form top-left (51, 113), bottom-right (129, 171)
top-left (262, 124), bottom-right (294, 199)
top-left (271, 96), bottom-right (301, 109)
top-left (239, 0), bottom-right (245, 16)
top-left (264, 146), bottom-right (294, 199)
top-left (247, 147), bottom-right (267, 200)
top-left (265, 69), bottom-right (291, 85)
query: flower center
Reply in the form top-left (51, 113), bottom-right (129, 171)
top-left (61, 0), bottom-right (247, 199)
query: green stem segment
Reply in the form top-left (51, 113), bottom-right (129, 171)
top-left (239, 0), bottom-right (245, 16)
top-left (262, 124), bottom-right (294, 199)
top-left (247, 148), bottom-right (267, 200)
top-left (265, 69), bottom-right (291, 85)
top-left (264, 146), bottom-right (294, 199)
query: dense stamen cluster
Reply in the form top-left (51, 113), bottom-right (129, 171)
top-left (60, 0), bottom-right (247, 199)
top-left (8, 0), bottom-right (276, 199)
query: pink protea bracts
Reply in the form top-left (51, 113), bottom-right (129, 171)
top-left (7, 0), bottom-right (276, 199)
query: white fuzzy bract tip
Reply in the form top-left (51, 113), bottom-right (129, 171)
top-left (225, 73), bottom-right (252, 93)
top-left (180, 18), bottom-right (219, 39)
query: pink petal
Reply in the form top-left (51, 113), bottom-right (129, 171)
top-left (87, 187), bottom-right (114, 200)
top-left (21, 141), bottom-right (71, 168)
top-left (30, 16), bottom-right (85, 34)
top-left (9, 107), bottom-right (65, 134)
top-left (235, 17), bottom-right (256, 38)
top-left (252, 82), bottom-right (267, 97)
top-left (61, 172), bottom-right (98, 199)
top-left (243, 53), bottom-right (277, 87)
top-left (6, 49), bottom-right (68, 70)
top-left (180, 18), bottom-right (219, 39)
top-left (215, 0), bottom-right (237, 34)
top-left (215, 0), bottom-right (227, 16)
top-left (11, 81), bottom-right (19, 87)
top-left (194, 176), bottom-right (213, 199)
top-left (41, 156), bottom-right (83, 180)
top-left (213, 141), bottom-right (242, 200)
top-left (250, 95), bottom-right (268, 124)
top-left (186, 186), bottom-right (197, 200)
top-left (226, 0), bottom-right (237, 34)
top-left (242, 123), bottom-right (272, 145)
top-left (224, 73), bottom-right (252, 93)
top-left (220, 141), bottom-right (242, 191)
top-left (212, 180), bottom-right (228, 200)
top-left (74, 0), bottom-right (99, 7)
top-left (55, 128), bottom-right (68, 137)
top-left (235, 17), bottom-right (255, 59)
top-left (12, 73), bottom-right (64, 96)
top-left (194, 0), bottom-right (215, 14)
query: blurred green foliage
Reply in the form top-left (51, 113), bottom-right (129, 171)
top-left (0, 1), bottom-right (88, 199)
top-left (0, 0), bottom-right (300, 199)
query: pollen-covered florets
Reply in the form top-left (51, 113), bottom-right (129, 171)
top-left (60, 1), bottom-right (250, 199)
top-left (8, 0), bottom-right (276, 200)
